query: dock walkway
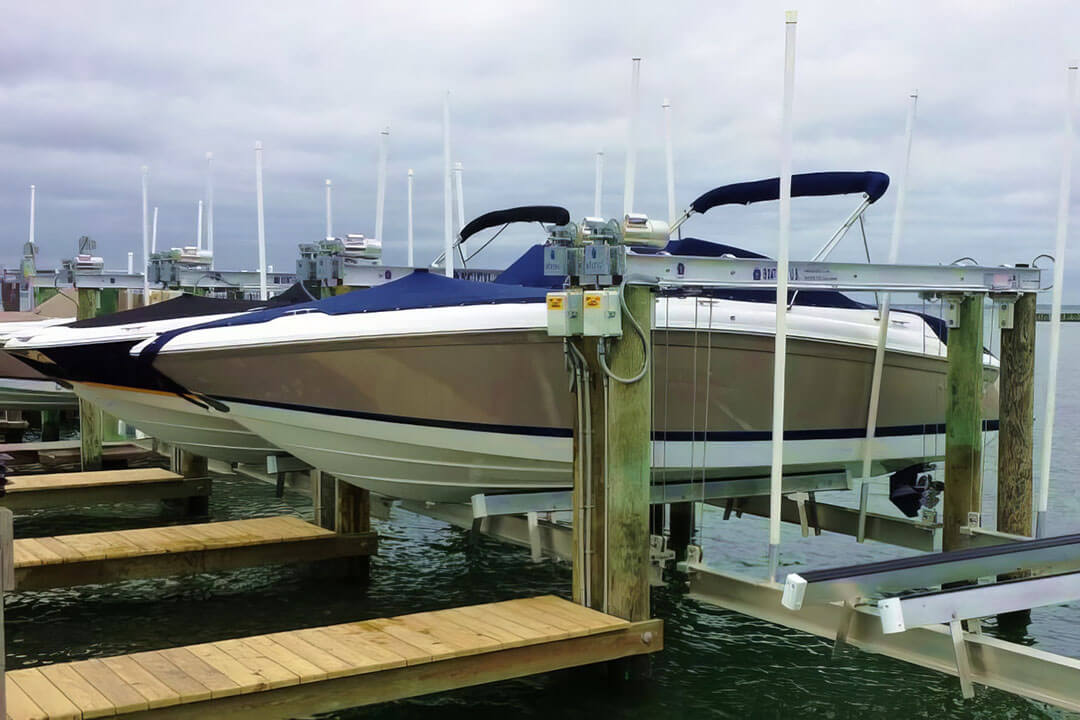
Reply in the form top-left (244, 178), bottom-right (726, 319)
top-left (5, 595), bottom-right (661, 719)
top-left (0, 469), bottom-right (208, 513)
top-left (11, 515), bottom-right (375, 590)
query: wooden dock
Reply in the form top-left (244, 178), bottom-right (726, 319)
top-left (4, 595), bottom-right (661, 719)
top-left (0, 469), bottom-right (209, 514)
top-left (10, 516), bottom-right (376, 591)
top-left (0, 442), bottom-right (159, 474)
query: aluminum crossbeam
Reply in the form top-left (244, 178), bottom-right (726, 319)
top-left (782, 531), bottom-right (1080, 610)
top-left (688, 564), bottom-right (1080, 713)
top-left (879, 571), bottom-right (1080, 634)
top-left (470, 471), bottom-right (849, 518)
top-left (625, 254), bottom-right (1042, 294)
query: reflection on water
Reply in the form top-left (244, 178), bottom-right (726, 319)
top-left (8, 328), bottom-right (1080, 719)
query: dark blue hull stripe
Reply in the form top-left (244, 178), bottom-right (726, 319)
top-left (215, 395), bottom-right (999, 443)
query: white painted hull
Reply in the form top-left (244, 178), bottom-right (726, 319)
top-left (71, 382), bottom-right (280, 464)
top-left (0, 378), bottom-right (77, 410)
top-left (223, 399), bottom-right (950, 503)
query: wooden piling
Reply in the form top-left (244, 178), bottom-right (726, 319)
top-left (77, 288), bottom-right (103, 471)
top-left (39, 410), bottom-right (60, 442)
top-left (943, 294), bottom-right (985, 552)
top-left (996, 291), bottom-right (1036, 626)
top-left (179, 450), bottom-right (210, 516)
top-left (335, 478), bottom-right (370, 579)
top-left (668, 503), bottom-right (694, 561)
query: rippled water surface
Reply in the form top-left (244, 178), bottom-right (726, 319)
top-left (8, 325), bottom-right (1080, 719)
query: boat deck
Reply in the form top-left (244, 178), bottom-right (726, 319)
top-left (11, 515), bottom-right (375, 591)
top-left (5, 595), bottom-right (661, 719)
top-left (0, 469), bottom-right (209, 513)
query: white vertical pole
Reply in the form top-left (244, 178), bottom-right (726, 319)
top-left (769, 11), bottom-right (798, 582)
top-left (376, 127), bottom-right (389, 243)
top-left (27, 184), bottom-right (35, 310)
top-left (28, 184), bottom-right (35, 247)
top-left (127, 252), bottom-right (134, 274)
top-left (151, 207), bottom-right (159, 253)
top-left (254, 141), bottom-right (268, 301)
top-left (663, 98), bottom-right (676, 225)
top-left (454, 161), bottom-right (467, 258)
top-left (594, 150), bottom-right (604, 217)
top-left (141, 166), bottom-right (150, 300)
top-left (325, 179), bottom-right (333, 239)
top-left (623, 58), bottom-right (641, 217)
top-left (206, 151), bottom-right (214, 267)
top-left (856, 90), bottom-right (919, 543)
top-left (196, 200), bottom-right (203, 250)
top-left (1037, 64), bottom-right (1078, 537)
top-left (407, 169), bottom-right (415, 266)
top-left (443, 92), bottom-right (454, 277)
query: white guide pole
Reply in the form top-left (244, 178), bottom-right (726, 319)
top-left (454, 161), bottom-right (466, 258)
top-left (376, 127), bottom-right (389, 243)
top-left (769, 11), bottom-right (798, 581)
top-left (325, 179), bottom-right (333, 240)
top-left (407, 169), bottom-right (415, 266)
top-left (141, 165), bottom-right (150, 300)
top-left (594, 150), bottom-right (604, 217)
top-left (127, 252), bottom-right (134, 274)
top-left (663, 98), bottom-right (676, 225)
top-left (27, 184), bottom-right (35, 310)
top-left (856, 90), bottom-right (918, 543)
top-left (151, 207), bottom-right (158, 253)
top-left (196, 200), bottom-right (203, 250)
top-left (623, 58), bottom-right (641, 217)
top-left (1037, 64), bottom-right (1078, 537)
top-left (206, 151), bottom-right (214, 267)
top-left (28, 185), bottom-right (35, 247)
top-left (254, 141), bottom-right (268, 301)
top-left (443, 92), bottom-right (454, 277)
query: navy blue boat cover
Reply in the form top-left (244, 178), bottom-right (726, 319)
top-left (690, 171), bottom-right (890, 215)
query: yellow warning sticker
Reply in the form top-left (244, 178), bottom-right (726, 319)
top-left (585, 294), bottom-right (602, 308)
top-left (547, 295), bottom-right (565, 310)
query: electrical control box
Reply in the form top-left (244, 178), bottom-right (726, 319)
top-left (546, 289), bottom-right (583, 337)
top-left (583, 288), bottom-right (622, 337)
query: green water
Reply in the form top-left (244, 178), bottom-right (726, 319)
top-left (8, 326), bottom-right (1080, 718)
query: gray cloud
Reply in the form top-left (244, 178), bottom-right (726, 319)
top-left (1, 0), bottom-right (1078, 297)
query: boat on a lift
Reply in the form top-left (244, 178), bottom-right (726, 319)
top-left (133, 172), bottom-right (1001, 502)
top-left (5, 288), bottom-right (311, 462)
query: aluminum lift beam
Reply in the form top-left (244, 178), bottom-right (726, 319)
top-left (625, 254), bottom-right (1042, 294)
top-left (781, 531), bottom-right (1080, 610)
top-left (689, 564), bottom-right (1080, 713)
top-left (471, 471), bottom-right (849, 518)
top-left (712, 494), bottom-right (938, 552)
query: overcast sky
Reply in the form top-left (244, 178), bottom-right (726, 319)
top-left (2, 1), bottom-right (1079, 297)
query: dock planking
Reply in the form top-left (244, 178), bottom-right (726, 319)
top-left (5, 596), bottom-right (662, 720)
top-left (0, 468), bottom-right (209, 513)
top-left (10, 515), bottom-right (376, 590)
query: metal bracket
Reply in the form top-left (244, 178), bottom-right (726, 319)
top-left (788, 492), bottom-right (810, 537)
top-left (649, 534), bottom-right (676, 586)
top-left (945, 297), bottom-right (963, 328)
top-left (995, 296), bottom-right (1017, 329)
top-left (950, 618), bottom-right (976, 699)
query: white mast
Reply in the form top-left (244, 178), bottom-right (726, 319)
top-left (454, 161), bottom-right (466, 258)
top-left (27, 184), bottom-right (35, 310)
top-left (768, 11), bottom-right (798, 582)
top-left (856, 90), bottom-right (918, 543)
top-left (151, 207), bottom-right (158, 253)
top-left (375, 127), bottom-right (389, 243)
top-left (196, 200), bottom-right (203, 250)
top-left (254, 141), bottom-right (268, 300)
top-left (663, 98), bottom-right (676, 225)
top-left (443, 92), bottom-right (454, 277)
top-left (141, 166), bottom-right (149, 300)
top-left (594, 150), bottom-right (604, 217)
top-left (1037, 63), bottom-right (1079, 537)
top-left (206, 151), bottom-right (214, 267)
top-left (623, 58), bottom-right (641, 216)
top-left (325, 180), bottom-right (333, 240)
top-left (407, 168), bottom-right (415, 266)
